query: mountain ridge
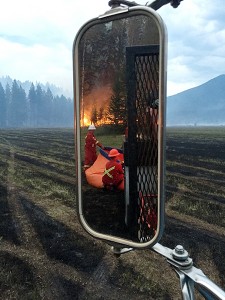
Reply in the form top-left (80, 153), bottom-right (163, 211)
top-left (1, 74), bottom-right (225, 126)
top-left (167, 74), bottom-right (225, 126)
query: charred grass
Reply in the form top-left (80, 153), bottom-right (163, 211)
top-left (0, 127), bottom-right (225, 299)
top-left (166, 126), bottom-right (225, 227)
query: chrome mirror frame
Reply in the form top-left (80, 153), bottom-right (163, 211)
top-left (73, 5), bottom-right (167, 249)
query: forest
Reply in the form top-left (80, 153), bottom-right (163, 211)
top-left (0, 80), bottom-right (73, 128)
top-left (78, 14), bottom-right (159, 128)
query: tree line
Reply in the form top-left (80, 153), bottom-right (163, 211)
top-left (79, 15), bottom-right (159, 129)
top-left (0, 80), bottom-right (73, 128)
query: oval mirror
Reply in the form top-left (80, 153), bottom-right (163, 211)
top-left (73, 6), bottom-right (167, 248)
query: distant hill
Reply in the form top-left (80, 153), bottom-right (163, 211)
top-left (167, 74), bottom-right (225, 126)
top-left (2, 74), bottom-right (225, 126)
top-left (0, 76), bottom-right (72, 98)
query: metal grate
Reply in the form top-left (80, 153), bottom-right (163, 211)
top-left (135, 51), bottom-right (159, 195)
top-left (126, 45), bottom-right (159, 241)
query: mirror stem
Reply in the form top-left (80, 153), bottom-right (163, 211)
top-left (111, 246), bottom-right (134, 257)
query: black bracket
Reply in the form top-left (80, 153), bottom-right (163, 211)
top-left (108, 0), bottom-right (139, 7)
top-left (108, 0), bottom-right (183, 10)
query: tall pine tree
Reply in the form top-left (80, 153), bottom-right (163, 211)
top-left (5, 83), bottom-right (11, 127)
top-left (9, 80), bottom-right (27, 127)
top-left (108, 71), bottom-right (127, 128)
top-left (0, 83), bottom-right (7, 127)
top-left (28, 83), bottom-right (38, 127)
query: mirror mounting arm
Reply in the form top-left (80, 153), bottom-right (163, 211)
top-left (111, 243), bottom-right (225, 299)
top-left (108, 0), bottom-right (184, 10)
top-left (153, 243), bottom-right (193, 268)
top-left (108, 0), bottom-right (139, 8)
top-left (147, 0), bottom-right (183, 10)
top-left (153, 243), bottom-right (225, 299)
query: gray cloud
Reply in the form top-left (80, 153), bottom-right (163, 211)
top-left (0, 0), bottom-right (224, 96)
top-left (159, 0), bottom-right (225, 95)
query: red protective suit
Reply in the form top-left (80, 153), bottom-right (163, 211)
top-left (102, 159), bottom-right (124, 189)
top-left (84, 131), bottom-right (101, 169)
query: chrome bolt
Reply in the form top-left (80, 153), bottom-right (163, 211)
top-left (175, 245), bottom-right (184, 254)
top-left (172, 245), bottom-right (189, 261)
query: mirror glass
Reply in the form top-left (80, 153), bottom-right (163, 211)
top-left (74, 9), bottom-right (166, 246)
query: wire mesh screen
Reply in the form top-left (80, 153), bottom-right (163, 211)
top-left (135, 52), bottom-right (159, 194)
top-left (126, 45), bottom-right (159, 240)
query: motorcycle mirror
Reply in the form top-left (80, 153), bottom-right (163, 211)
top-left (73, 5), bottom-right (167, 249)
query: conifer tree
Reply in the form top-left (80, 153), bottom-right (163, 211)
top-left (5, 83), bottom-right (11, 127)
top-left (9, 80), bottom-right (27, 127)
top-left (28, 83), bottom-right (37, 127)
top-left (0, 83), bottom-right (6, 127)
top-left (108, 72), bottom-right (127, 128)
top-left (36, 84), bottom-right (45, 126)
top-left (44, 88), bottom-right (54, 126)
top-left (90, 106), bottom-right (98, 125)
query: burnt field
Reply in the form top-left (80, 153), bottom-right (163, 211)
top-left (0, 127), bottom-right (225, 299)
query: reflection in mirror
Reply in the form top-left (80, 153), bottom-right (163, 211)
top-left (76, 12), bottom-right (163, 245)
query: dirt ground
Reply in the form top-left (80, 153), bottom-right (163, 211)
top-left (0, 128), bottom-right (225, 299)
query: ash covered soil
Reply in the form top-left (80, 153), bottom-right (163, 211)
top-left (0, 128), bottom-right (225, 299)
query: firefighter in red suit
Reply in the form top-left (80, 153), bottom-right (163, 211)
top-left (84, 124), bottom-right (102, 170)
top-left (102, 149), bottom-right (124, 190)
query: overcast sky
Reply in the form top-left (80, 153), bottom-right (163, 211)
top-left (0, 0), bottom-right (224, 96)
